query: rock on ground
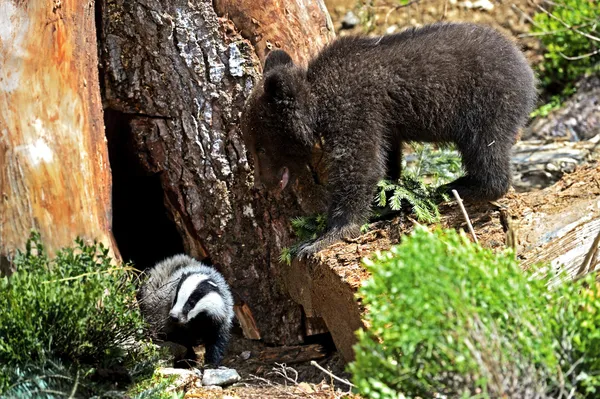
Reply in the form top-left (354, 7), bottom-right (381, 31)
top-left (202, 367), bottom-right (242, 387)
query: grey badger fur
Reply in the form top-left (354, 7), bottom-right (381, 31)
top-left (241, 22), bottom-right (536, 257)
top-left (138, 254), bottom-right (234, 366)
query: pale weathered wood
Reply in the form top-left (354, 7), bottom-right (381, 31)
top-left (100, 0), bottom-right (333, 345)
top-left (0, 0), bottom-right (116, 272)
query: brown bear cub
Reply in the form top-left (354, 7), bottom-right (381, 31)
top-left (241, 22), bottom-right (536, 257)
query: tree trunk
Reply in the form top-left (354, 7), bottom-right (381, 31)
top-left (99, 0), bottom-right (334, 345)
top-left (0, 0), bottom-right (115, 274)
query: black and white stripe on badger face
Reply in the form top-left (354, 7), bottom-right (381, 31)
top-left (169, 273), bottom-right (226, 324)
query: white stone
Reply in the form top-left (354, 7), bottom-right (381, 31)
top-left (202, 367), bottom-right (241, 387)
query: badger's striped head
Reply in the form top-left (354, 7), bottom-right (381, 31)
top-left (169, 272), bottom-right (227, 324)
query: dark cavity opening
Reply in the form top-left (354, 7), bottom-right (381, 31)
top-left (104, 109), bottom-right (185, 270)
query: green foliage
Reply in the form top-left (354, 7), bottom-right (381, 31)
top-left (532, 0), bottom-right (600, 93)
top-left (0, 232), bottom-right (152, 396)
top-left (349, 226), bottom-right (600, 398)
top-left (291, 214), bottom-right (328, 241)
top-left (550, 275), bottom-right (600, 396)
top-left (1, 359), bottom-right (92, 399)
top-left (2, 354), bottom-right (181, 399)
top-left (126, 371), bottom-right (185, 399)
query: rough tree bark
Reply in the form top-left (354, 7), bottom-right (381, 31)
top-left (100, 0), bottom-right (334, 345)
top-left (0, 0), bottom-right (116, 273)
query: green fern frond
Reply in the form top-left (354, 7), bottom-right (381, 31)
top-left (376, 188), bottom-right (388, 207)
top-left (291, 216), bottom-right (310, 231)
top-left (279, 247), bottom-right (293, 266)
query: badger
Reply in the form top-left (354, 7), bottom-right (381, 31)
top-left (138, 254), bottom-right (234, 367)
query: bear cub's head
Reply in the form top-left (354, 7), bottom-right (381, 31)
top-left (241, 49), bottom-right (315, 192)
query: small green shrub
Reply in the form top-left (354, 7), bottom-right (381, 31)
top-left (533, 0), bottom-right (600, 93)
top-left (2, 355), bottom-right (180, 399)
top-left (549, 275), bottom-right (600, 396)
top-left (126, 370), bottom-right (185, 399)
top-left (375, 177), bottom-right (441, 224)
top-left (374, 143), bottom-right (462, 224)
top-left (0, 232), bottom-right (149, 395)
top-left (349, 226), bottom-right (600, 398)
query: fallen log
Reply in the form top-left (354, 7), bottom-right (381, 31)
top-left (290, 164), bottom-right (600, 362)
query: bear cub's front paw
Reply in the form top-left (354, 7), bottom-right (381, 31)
top-left (296, 224), bottom-right (361, 259)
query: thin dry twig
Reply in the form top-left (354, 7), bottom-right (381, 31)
top-left (518, 21), bottom-right (598, 38)
top-left (310, 361), bottom-right (355, 388)
top-left (384, 0), bottom-right (420, 26)
top-left (575, 229), bottom-right (600, 278)
top-left (559, 48), bottom-right (600, 61)
top-left (511, 4), bottom-right (541, 28)
top-left (441, 0), bottom-right (449, 21)
top-left (451, 190), bottom-right (478, 243)
top-left (271, 363), bottom-right (300, 386)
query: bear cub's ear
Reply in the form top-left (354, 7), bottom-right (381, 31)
top-left (263, 49), bottom-right (294, 73)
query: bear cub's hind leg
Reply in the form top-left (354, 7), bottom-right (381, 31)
top-left (438, 133), bottom-right (513, 201)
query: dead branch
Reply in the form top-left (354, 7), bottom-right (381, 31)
top-left (576, 229), bottom-right (600, 278)
top-left (310, 361), bottom-right (355, 389)
top-left (452, 190), bottom-right (478, 243)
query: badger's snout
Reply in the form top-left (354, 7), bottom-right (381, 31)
top-left (169, 311), bottom-right (185, 324)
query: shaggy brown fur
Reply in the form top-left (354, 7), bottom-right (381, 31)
top-left (241, 22), bottom-right (536, 257)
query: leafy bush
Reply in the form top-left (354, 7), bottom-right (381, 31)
top-left (0, 232), bottom-right (149, 395)
top-left (549, 276), bottom-right (600, 396)
top-left (532, 0), bottom-right (600, 93)
top-left (349, 226), bottom-right (600, 398)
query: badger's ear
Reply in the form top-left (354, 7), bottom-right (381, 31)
top-left (263, 49), bottom-right (294, 73)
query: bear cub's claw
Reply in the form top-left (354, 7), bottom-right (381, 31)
top-left (296, 225), bottom-right (361, 259)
